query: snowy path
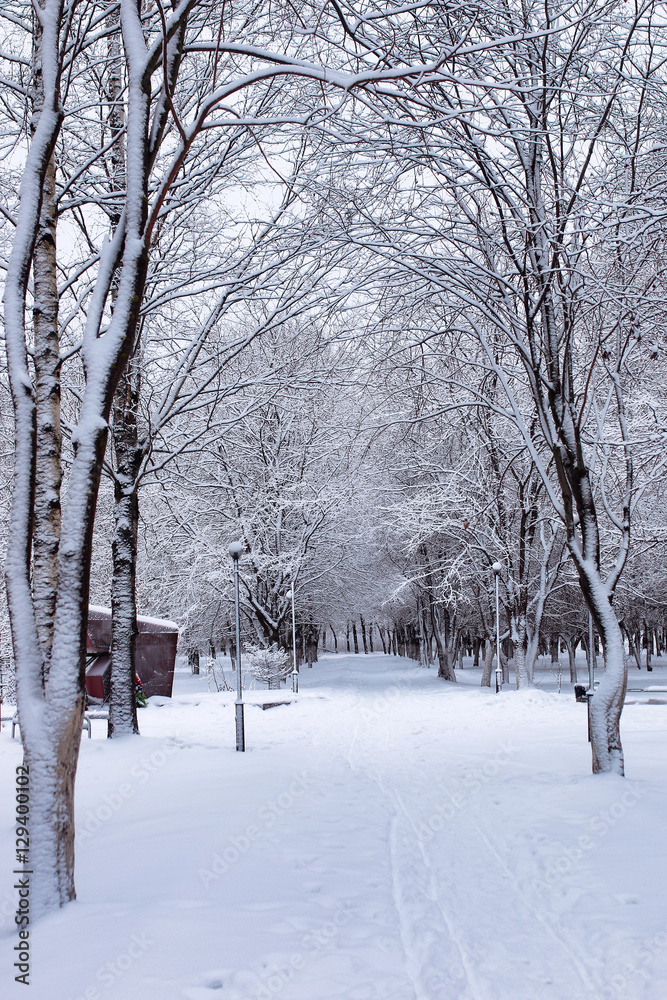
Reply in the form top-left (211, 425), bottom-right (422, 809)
top-left (348, 720), bottom-right (595, 1000)
top-left (1, 654), bottom-right (667, 1000)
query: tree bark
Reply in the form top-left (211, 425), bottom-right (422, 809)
top-left (564, 636), bottom-right (577, 684)
top-left (513, 614), bottom-right (531, 688)
top-left (628, 631), bottom-right (641, 670)
top-left (32, 151), bottom-right (61, 675)
top-left (108, 357), bottom-right (141, 738)
top-left (480, 639), bottom-right (494, 687)
top-left (106, 4), bottom-right (141, 738)
top-left (4, 0), bottom-right (80, 917)
top-left (305, 626), bottom-right (318, 665)
top-left (644, 621), bottom-right (652, 671)
top-left (431, 604), bottom-right (456, 682)
top-left (584, 579), bottom-right (628, 775)
top-left (359, 615), bottom-right (368, 654)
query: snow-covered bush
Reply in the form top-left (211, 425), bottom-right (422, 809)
top-left (204, 657), bottom-right (232, 693)
top-left (244, 643), bottom-right (290, 689)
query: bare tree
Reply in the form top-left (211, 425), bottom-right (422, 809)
top-left (338, 0), bottom-right (666, 771)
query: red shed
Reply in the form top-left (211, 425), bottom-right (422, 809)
top-left (86, 605), bottom-right (179, 701)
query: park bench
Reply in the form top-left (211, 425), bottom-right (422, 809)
top-left (10, 709), bottom-right (109, 740)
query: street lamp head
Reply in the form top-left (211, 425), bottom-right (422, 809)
top-left (228, 540), bottom-right (244, 560)
top-left (492, 562), bottom-right (502, 576)
top-left (286, 589), bottom-right (293, 599)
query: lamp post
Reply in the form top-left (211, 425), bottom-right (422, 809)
top-left (286, 588), bottom-right (298, 694)
top-left (492, 562), bottom-right (503, 694)
top-left (229, 541), bottom-right (245, 752)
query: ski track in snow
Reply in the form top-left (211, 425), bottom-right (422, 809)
top-left (346, 714), bottom-right (481, 1000)
top-left (348, 732), bottom-right (571, 1000)
top-left (336, 662), bottom-right (666, 1000)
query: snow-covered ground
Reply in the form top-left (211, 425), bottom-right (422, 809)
top-left (1, 653), bottom-right (667, 1000)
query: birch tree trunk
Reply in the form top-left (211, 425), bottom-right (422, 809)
top-left (32, 149), bottom-right (61, 672)
top-left (3, 0), bottom-right (83, 917)
top-left (108, 357), bottom-right (141, 736)
top-left (512, 614), bottom-right (531, 688)
top-left (105, 3), bottom-right (140, 737)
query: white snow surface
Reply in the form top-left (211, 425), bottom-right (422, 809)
top-left (2, 653), bottom-right (667, 1000)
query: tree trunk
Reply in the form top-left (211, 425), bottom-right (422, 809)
top-left (397, 628), bottom-right (406, 657)
top-left (352, 621), bottom-right (359, 654)
top-left (502, 644), bottom-right (510, 685)
top-left (585, 582), bottom-right (627, 775)
top-left (359, 615), bottom-right (368, 654)
top-left (429, 604), bottom-right (456, 682)
top-left (627, 630), bottom-right (642, 670)
top-left (564, 636), bottom-right (577, 684)
top-left (434, 639), bottom-right (456, 681)
top-left (23, 698), bottom-right (86, 915)
top-left (32, 151), bottom-right (61, 675)
top-left (108, 358), bottom-right (141, 738)
top-left (644, 621), bottom-right (652, 672)
top-left (107, 5), bottom-right (139, 739)
top-left (514, 633), bottom-right (530, 688)
top-left (418, 604), bottom-right (428, 667)
top-left (5, 0), bottom-right (84, 917)
top-left (511, 612), bottom-right (534, 688)
top-left (305, 627), bottom-right (318, 666)
top-left (480, 639), bottom-right (494, 687)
